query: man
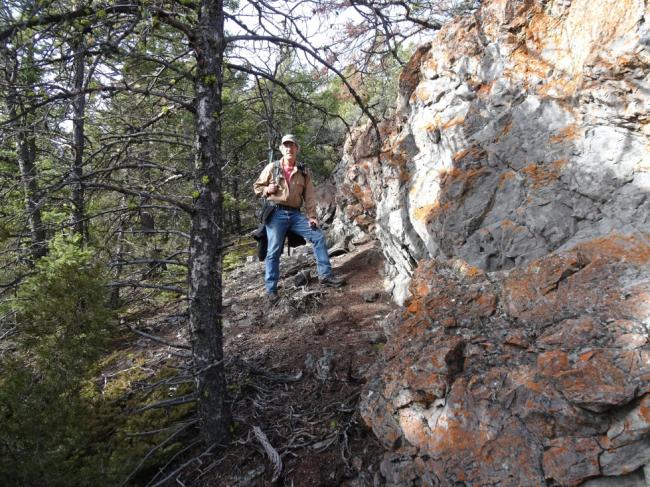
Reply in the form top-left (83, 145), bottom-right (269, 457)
top-left (253, 134), bottom-right (345, 302)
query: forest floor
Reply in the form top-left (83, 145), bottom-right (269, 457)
top-left (190, 240), bottom-right (396, 486)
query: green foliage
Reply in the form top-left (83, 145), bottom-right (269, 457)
top-left (0, 237), bottom-right (195, 485)
top-left (13, 236), bottom-right (114, 371)
top-left (0, 237), bottom-right (117, 486)
top-left (82, 356), bottom-right (195, 485)
top-left (222, 239), bottom-right (256, 271)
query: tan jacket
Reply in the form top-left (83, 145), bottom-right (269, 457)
top-left (253, 161), bottom-right (317, 220)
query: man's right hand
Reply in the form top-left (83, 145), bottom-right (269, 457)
top-left (266, 183), bottom-right (278, 196)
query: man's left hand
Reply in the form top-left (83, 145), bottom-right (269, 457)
top-left (309, 218), bottom-right (319, 229)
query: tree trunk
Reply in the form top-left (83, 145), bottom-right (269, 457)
top-left (5, 50), bottom-right (47, 260)
top-left (15, 121), bottom-right (46, 259)
top-left (110, 196), bottom-right (127, 309)
top-left (232, 177), bottom-right (241, 234)
top-left (187, 0), bottom-right (230, 446)
top-left (70, 33), bottom-right (87, 241)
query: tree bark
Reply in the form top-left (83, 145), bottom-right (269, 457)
top-left (70, 32), bottom-right (87, 241)
top-left (187, 0), bottom-right (230, 446)
top-left (5, 49), bottom-right (47, 260)
top-left (232, 177), bottom-right (241, 234)
top-left (109, 196), bottom-right (127, 309)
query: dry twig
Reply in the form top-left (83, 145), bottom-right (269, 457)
top-left (126, 322), bottom-right (191, 350)
top-left (253, 425), bottom-right (283, 482)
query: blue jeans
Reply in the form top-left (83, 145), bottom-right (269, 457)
top-left (265, 208), bottom-right (332, 294)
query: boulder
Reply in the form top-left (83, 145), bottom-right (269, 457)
top-left (360, 234), bottom-right (650, 486)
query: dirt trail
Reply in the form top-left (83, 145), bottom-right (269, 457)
top-left (204, 241), bottom-right (396, 486)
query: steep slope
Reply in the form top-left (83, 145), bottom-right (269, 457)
top-left (209, 241), bottom-right (397, 486)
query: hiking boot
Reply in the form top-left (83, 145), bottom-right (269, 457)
top-left (319, 274), bottom-right (346, 288)
top-left (267, 292), bottom-right (280, 304)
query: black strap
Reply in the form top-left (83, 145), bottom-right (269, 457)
top-left (273, 160), bottom-right (307, 181)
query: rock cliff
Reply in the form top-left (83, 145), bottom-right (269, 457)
top-left (332, 0), bottom-right (650, 485)
top-left (334, 0), bottom-right (650, 305)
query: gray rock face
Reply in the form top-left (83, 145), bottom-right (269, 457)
top-left (332, 0), bottom-right (650, 305)
top-left (329, 0), bottom-right (650, 485)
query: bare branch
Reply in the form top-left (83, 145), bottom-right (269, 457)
top-left (86, 182), bottom-right (194, 213)
top-left (253, 425), bottom-right (283, 482)
top-left (125, 322), bottom-right (191, 350)
top-left (108, 280), bottom-right (186, 294)
top-left (120, 419), bottom-right (198, 487)
top-left (226, 33), bottom-right (381, 152)
top-left (136, 394), bottom-right (196, 413)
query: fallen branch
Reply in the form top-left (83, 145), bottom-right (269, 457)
top-left (0, 326), bottom-right (16, 341)
top-left (146, 438), bottom-right (209, 487)
top-left (136, 393), bottom-right (196, 413)
top-left (126, 419), bottom-right (198, 438)
top-left (109, 280), bottom-right (186, 294)
top-left (253, 426), bottom-right (283, 482)
top-left (120, 420), bottom-right (197, 487)
top-left (125, 322), bottom-right (191, 350)
top-left (248, 367), bottom-right (303, 383)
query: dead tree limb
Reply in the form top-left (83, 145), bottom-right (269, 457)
top-left (120, 420), bottom-right (197, 487)
top-left (125, 323), bottom-right (191, 350)
top-left (253, 425), bottom-right (283, 482)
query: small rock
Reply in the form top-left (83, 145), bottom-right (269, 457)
top-left (328, 243), bottom-right (349, 257)
top-left (313, 320), bottom-right (327, 335)
top-left (316, 348), bottom-right (335, 382)
top-left (362, 291), bottom-right (380, 302)
top-left (363, 331), bottom-right (387, 344)
top-left (351, 233), bottom-right (372, 246)
top-left (304, 353), bottom-right (315, 371)
top-left (238, 317), bottom-right (254, 327)
top-left (293, 269), bottom-right (311, 287)
top-left (613, 333), bottom-right (647, 349)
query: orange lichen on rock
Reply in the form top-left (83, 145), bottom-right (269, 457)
top-left (538, 76), bottom-right (583, 98)
top-left (476, 82), bottom-right (494, 97)
top-left (399, 408), bottom-right (432, 447)
top-left (549, 125), bottom-right (579, 143)
top-left (414, 200), bottom-right (452, 223)
top-left (443, 116), bottom-right (465, 130)
top-left (543, 437), bottom-right (602, 486)
top-left (498, 170), bottom-right (517, 188)
top-left (501, 120), bottom-right (513, 136)
top-left (440, 166), bottom-right (487, 190)
top-left (413, 203), bottom-right (439, 223)
top-left (414, 84), bottom-right (434, 103)
top-left (521, 161), bottom-right (565, 188)
top-left (416, 116), bottom-right (443, 134)
top-left (422, 58), bottom-right (438, 74)
top-left (576, 234), bottom-right (650, 264)
top-left (500, 219), bottom-right (519, 230)
top-left (452, 259), bottom-right (485, 279)
top-left (428, 417), bottom-right (489, 454)
top-left (507, 44), bottom-right (555, 88)
top-left (537, 351), bottom-right (570, 377)
top-left (452, 146), bottom-right (486, 164)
